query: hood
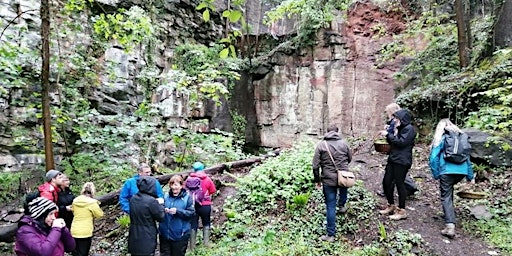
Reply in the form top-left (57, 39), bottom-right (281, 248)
top-left (137, 176), bottom-right (158, 198)
top-left (323, 131), bottom-right (341, 141)
top-left (73, 195), bottom-right (99, 208)
top-left (393, 109), bottom-right (412, 127)
top-left (189, 172), bottom-right (207, 179)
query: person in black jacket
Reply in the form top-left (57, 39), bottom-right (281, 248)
top-left (378, 109), bottom-right (416, 220)
top-left (128, 176), bottom-right (165, 256)
top-left (57, 174), bottom-right (75, 229)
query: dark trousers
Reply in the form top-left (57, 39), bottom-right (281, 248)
top-left (72, 237), bottom-right (92, 256)
top-left (383, 162), bottom-right (409, 209)
top-left (440, 174), bottom-right (465, 224)
top-left (159, 238), bottom-right (188, 256)
top-left (191, 205), bottom-right (212, 230)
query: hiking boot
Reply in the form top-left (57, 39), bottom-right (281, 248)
top-left (389, 208), bottom-right (407, 220)
top-left (320, 235), bottom-right (335, 242)
top-left (337, 206), bottom-right (348, 214)
top-left (441, 223), bottom-right (455, 238)
top-left (379, 204), bottom-right (396, 215)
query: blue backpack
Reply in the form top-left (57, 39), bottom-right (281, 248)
top-left (443, 130), bottom-right (471, 164)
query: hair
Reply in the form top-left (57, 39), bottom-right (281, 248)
top-left (81, 182), bottom-right (96, 197)
top-left (431, 118), bottom-right (463, 148)
top-left (169, 174), bottom-right (184, 186)
top-left (137, 163), bottom-right (151, 172)
top-left (326, 125), bottom-right (339, 133)
top-left (385, 103), bottom-right (401, 119)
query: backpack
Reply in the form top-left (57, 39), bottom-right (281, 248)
top-left (23, 191), bottom-right (41, 214)
top-left (443, 130), bottom-right (471, 164)
top-left (185, 177), bottom-right (206, 206)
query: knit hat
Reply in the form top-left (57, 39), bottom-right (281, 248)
top-left (45, 169), bottom-right (61, 182)
top-left (192, 162), bottom-right (205, 171)
top-left (28, 197), bottom-right (57, 220)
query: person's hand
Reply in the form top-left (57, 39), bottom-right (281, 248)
top-left (52, 218), bottom-right (66, 228)
top-left (168, 207), bottom-right (177, 214)
top-left (156, 197), bottom-right (164, 205)
top-left (379, 130), bottom-right (388, 136)
top-left (315, 182), bottom-right (322, 189)
top-left (66, 205), bottom-right (72, 211)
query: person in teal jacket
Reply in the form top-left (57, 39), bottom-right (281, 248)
top-left (120, 163), bottom-right (164, 214)
top-left (429, 118), bottom-right (474, 239)
top-left (159, 174), bottom-right (195, 256)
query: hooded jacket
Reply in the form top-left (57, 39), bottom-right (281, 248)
top-left (312, 131), bottom-right (352, 186)
top-left (15, 215), bottom-right (75, 256)
top-left (159, 188), bottom-right (195, 241)
top-left (119, 174), bottom-right (164, 214)
top-left (187, 172), bottom-right (217, 206)
top-left (38, 182), bottom-right (59, 203)
top-left (57, 187), bottom-right (75, 229)
top-left (128, 176), bottom-right (165, 256)
top-left (70, 195), bottom-right (104, 238)
top-left (429, 136), bottom-right (474, 181)
top-left (385, 109), bottom-right (416, 167)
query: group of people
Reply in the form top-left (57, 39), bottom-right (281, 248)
top-left (119, 162), bottom-right (216, 256)
top-left (15, 161), bottom-right (216, 256)
top-left (15, 170), bottom-right (103, 256)
top-left (313, 103), bottom-right (474, 242)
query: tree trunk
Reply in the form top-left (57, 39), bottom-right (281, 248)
top-left (455, 0), bottom-right (469, 68)
top-left (494, 0), bottom-right (512, 49)
top-left (41, 0), bottom-right (54, 170)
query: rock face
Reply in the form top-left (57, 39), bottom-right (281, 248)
top-left (0, 0), bottom-right (419, 170)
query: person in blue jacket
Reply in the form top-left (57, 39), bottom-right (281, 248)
top-left (120, 163), bottom-right (164, 214)
top-left (159, 174), bottom-right (195, 256)
top-left (429, 118), bottom-right (474, 239)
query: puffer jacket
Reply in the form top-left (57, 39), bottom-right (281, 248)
top-left (71, 195), bottom-right (104, 238)
top-left (38, 182), bottom-right (59, 203)
top-left (429, 136), bottom-right (474, 181)
top-left (128, 176), bottom-right (165, 256)
top-left (15, 216), bottom-right (75, 256)
top-left (159, 189), bottom-right (195, 241)
top-left (386, 109), bottom-right (416, 167)
top-left (187, 172), bottom-right (216, 205)
top-left (312, 131), bottom-right (352, 186)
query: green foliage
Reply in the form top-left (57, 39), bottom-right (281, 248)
top-left (0, 172), bottom-right (22, 203)
top-left (264, 0), bottom-right (352, 47)
top-left (0, 41), bottom-right (39, 97)
top-left (116, 215), bottom-right (131, 228)
top-left (92, 6), bottom-right (154, 51)
top-left (169, 43), bottom-right (241, 107)
top-left (230, 110), bottom-right (247, 146)
top-left (383, 230), bottom-right (424, 255)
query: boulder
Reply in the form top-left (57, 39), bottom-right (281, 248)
top-left (463, 129), bottom-right (512, 167)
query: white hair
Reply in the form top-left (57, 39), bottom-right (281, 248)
top-left (431, 118), bottom-right (463, 147)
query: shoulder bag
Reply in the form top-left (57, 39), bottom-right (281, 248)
top-left (324, 141), bottom-right (356, 187)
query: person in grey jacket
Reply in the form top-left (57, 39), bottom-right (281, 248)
top-left (128, 176), bottom-right (165, 256)
top-left (312, 125), bottom-right (352, 242)
top-left (378, 109), bottom-right (416, 220)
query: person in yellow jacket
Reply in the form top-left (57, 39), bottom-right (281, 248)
top-left (70, 182), bottom-right (104, 256)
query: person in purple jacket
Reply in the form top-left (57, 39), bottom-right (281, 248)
top-left (15, 197), bottom-right (76, 256)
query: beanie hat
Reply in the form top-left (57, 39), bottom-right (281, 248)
top-left (192, 162), bottom-right (205, 171)
top-left (28, 197), bottom-right (57, 220)
top-left (45, 169), bottom-right (61, 182)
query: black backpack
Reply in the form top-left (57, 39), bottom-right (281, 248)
top-left (443, 130), bottom-right (471, 164)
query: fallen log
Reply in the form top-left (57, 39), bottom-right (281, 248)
top-left (0, 150), bottom-right (280, 242)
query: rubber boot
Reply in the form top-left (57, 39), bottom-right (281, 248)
top-left (203, 226), bottom-right (211, 247)
top-left (189, 229), bottom-right (197, 250)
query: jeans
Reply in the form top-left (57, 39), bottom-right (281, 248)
top-left (440, 174), bottom-right (465, 224)
top-left (159, 237), bottom-right (188, 256)
top-left (322, 184), bottom-right (348, 237)
top-left (191, 204), bottom-right (212, 231)
top-left (383, 162), bottom-right (409, 209)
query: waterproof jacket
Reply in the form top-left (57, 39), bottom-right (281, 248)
top-left (119, 174), bottom-right (164, 214)
top-left (57, 187), bottom-right (75, 229)
top-left (187, 172), bottom-right (217, 206)
top-left (312, 131), bottom-right (352, 186)
top-left (429, 136), bottom-right (474, 181)
top-left (385, 109), bottom-right (416, 167)
top-left (70, 195), bottom-right (104, 238)
top-left (128, 176), bottom-right (165, 256)
top-left (38, 182), bottom-right (59, 203)
top-left (159, 188), bottom-right (195, 241)
top-left (15, 215), bottom-right (75, 256)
